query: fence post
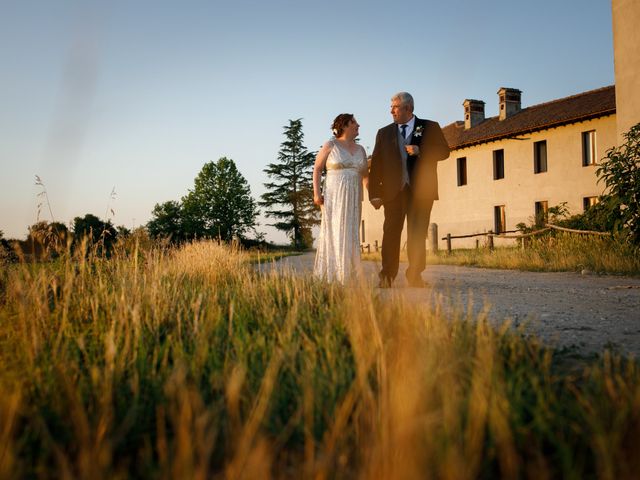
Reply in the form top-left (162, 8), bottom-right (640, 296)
top-left (476, 238), bottom-right (479, 249)
top-left (367, 243), bottom-right (371, 253)
top-left (446, 233), bottom-right (452, 254)
top-left (488, 230), bottom-right (494, 250)
top-left (374, 240), bottom-right (379, 252)
top-left (428, 223), bottom-right (438, 253)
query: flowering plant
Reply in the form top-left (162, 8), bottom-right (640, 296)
top-left (414, 125), bottom-right (424, 137)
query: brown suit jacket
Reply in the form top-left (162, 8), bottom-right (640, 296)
top-left (368, 117), bottom-right (450, 205)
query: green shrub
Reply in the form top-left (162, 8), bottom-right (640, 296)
top-left (596, 122), bottom-right (640, 244)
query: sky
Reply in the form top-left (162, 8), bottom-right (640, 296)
top-left (0, 0), bottom-right (615, 242)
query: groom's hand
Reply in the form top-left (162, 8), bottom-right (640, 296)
top-left (370, 198), bottom-right (383, 210)
top-left (406, 145), bottom-right (420, 156)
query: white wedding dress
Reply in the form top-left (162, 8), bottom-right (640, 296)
top-left (314, 140), bottom-right (368, 284)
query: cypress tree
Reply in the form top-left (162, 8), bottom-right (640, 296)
top-left (260, 119), bottom-right (318, 250)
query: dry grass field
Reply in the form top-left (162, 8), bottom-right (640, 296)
top-left (1, 240), bottom-right (639, 479)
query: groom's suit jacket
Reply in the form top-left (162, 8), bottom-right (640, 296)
top-left (368, 117), bottom-right (450, 205)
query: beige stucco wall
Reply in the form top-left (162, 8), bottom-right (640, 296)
top-left (361, 115), bottom-right (617, 250)
top-left (612, 0), bottom-right (640, 141)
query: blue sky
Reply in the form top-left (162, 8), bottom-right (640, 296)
top-left (1, 0), bottom-right (614, 242)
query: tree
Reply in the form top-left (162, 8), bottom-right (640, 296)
top-left (596, 122), bottom-right (640, 244)
top-left (260, 119), bottom-right (318, 250)
top-left (116, 225), bottom-right (131, 237)
top-left (73, 214), bottom-right (118, 255)
top-left (27, 221), bottom-right (70, 255)
top-left (181, 157), bottom-right (259, 241)
top-left (0, 230), bottom-right (12, 264)
top-left (147, 200), bottom-right (187, 242)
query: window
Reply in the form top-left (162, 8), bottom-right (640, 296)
top-left (457, 157), bottom-right (467, 186)
top-left (534, 140), bottom-right (547, 173)
top-left (582, 130), bottom-right (597, 166)
top-left (493, 149), bottom-right (505, 180)
top-left (583, 196), bottom-right (598, 211)
top-left (494, 205), bottom-right (506, 234)
top-left (535, 201), bottom-right (548, 225)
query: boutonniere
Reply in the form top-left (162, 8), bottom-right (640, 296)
top-left (414, 125), bottom-right (424, 137)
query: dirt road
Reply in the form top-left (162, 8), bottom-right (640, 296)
top-left (259, 253), bottom-right (640, 356)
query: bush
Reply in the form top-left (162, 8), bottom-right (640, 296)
top-left (516, 203), bottom-right (571, 234)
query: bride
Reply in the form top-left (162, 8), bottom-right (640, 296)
top-left (313, 114), bottom-right (369, 284)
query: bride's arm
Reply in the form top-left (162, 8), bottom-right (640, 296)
top-left (313, 142), bottom-right (332, 206)
top-left (360, 145), bottom-right (369, 191)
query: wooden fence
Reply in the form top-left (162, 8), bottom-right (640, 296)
top-left (441, 223), bottom-right (609, 253)
top-left (359, 223), bottom-right (609, 254)
top-left (360, 240), bottom-right (379, 254)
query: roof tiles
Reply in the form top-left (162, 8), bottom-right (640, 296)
top-left (442, 85), bottom-right (616, 150)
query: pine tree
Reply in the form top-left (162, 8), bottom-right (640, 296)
top-left (260, 119), bottom-right (318, 250)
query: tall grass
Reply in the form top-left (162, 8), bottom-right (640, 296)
top-left (1, 241), bottom-right (639, 479)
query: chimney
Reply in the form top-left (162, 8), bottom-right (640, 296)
top-left (498, 87), bottom-right (521, 120)
top-left (463, 99), bottom-right (485, 129)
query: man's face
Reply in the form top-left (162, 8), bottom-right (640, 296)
top-left (391, 99), bottom-right (412, 124)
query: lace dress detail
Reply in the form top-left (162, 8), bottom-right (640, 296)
top-left (314, 140), bottom-right (368, 284)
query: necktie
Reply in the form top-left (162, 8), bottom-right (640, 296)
top-left (400, 124), bottom-right (409, 186)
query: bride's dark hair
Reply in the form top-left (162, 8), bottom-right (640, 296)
top-left (331, 113), bottom-right (354, 137)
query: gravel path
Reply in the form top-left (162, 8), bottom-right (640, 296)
top-left (259, 253), bottom-right (640, 356)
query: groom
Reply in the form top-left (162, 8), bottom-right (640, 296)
top-left (368, 92), bottom-right (450, 287)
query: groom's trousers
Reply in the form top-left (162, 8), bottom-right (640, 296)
top-left (380, 185), bottom-right (434, 283)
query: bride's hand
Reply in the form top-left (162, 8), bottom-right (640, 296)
top-left (370, 198), bottom-right (383, 210)
top-left (314, 195), bottom-right (324, 206)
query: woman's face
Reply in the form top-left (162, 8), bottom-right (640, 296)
top-left (345, 117), bottom-right (360, 138)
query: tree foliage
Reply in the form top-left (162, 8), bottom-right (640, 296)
top-left (595, 122), bottom-right (640, 244)
top-left (181, 157), bottom-right (259, 241)
top-left (147, 200), bottom-right (188, 242)
top-left (146, 158), bottom-right (259, 244)
top-left (260, 119), bottom-right (318, 250)
top-left (72, 214), bottom-right (118, 255)
top-left (0, 230), bottom-right (14, 264)
top-left (28, 221), bottom-right (70, 253)
top-left (10, 221), bottom-right (71, 259)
